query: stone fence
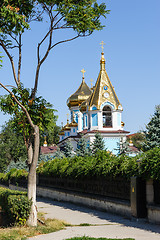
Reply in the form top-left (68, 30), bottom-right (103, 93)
top-left (1, 176), bottom-right (160, 224)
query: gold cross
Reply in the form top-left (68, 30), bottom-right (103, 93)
top-left (66, 113), bottom-right (69, 120)
top-left (100, 41), bottom-right (105, 52)
top-left (73, 112), bottom-right (75, 121)
top-left (90, 79), bottom-right (94, 88)
top-left (81, 69), bottom-right (86, 78)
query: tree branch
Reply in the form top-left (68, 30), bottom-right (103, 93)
top-left (8, 33), bottom-right (19, 45)
top-left (18, 34), bottom-right (22, 84)
top-left (0, 82), bottom-right (35, 129)
top-left (0, 39), bottom-right (19, 86)
top-left (50, 35), bottom-right (80, 50)
top-left (33, 19), bottom-right (54, 99)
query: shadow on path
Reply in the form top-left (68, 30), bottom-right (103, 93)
top-left (37, 197), bottom-right (160, 235)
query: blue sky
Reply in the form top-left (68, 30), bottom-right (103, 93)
top-left (0, 0), bottom-right (160, 133)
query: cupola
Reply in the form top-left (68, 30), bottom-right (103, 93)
top-left (67, 69), bottom-right (92, 108)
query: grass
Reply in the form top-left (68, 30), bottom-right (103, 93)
top-left (0, 212), bottom-right (69, 240)
top-left (65, 238), bottom-right (135, 240)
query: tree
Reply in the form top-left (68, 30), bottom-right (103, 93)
top-left (0, 120), bottom-right (27, 172)
top-left (128, 132), bottom-right (145, 150)
top-left (40, 110), bottom-right (60, 146)
top-left (61, 140), bottom-right (73, 157)
top-left (143, 105), bottom-right (160, 150)
top-left (76, 136), bottom-right (90, 157)
top-left (0, 0), bottom-right (109, 226)
top-left (92, 132), bottom-right (105, 154)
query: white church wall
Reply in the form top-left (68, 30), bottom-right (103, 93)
top-left (103, 137), bottom-right (120, 155)
top-left (77, 112), bottom-right (83, 132)
top-left (112, 111), bottom-right (122, 130)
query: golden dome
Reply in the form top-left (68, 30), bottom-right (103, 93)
top-left (67, 78), bottom-right (92, 108)
top-left (79, 95), bottom-right (91, 112)
top-left (121, 121), bottom-right (125, 127)
top-left (69, 119), bottom-right (78, 127)
top-left (59, 130), bottom-right (65, 136)
top-left (63, 119), bottom-right (71, 131)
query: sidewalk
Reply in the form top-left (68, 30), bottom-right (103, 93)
top-left (28, 197), bottom-right (160, 240)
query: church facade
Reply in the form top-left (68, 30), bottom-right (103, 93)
top-left (58, 47), bottom-right (130, 155)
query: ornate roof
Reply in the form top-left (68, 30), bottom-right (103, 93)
top-left (67, 77), bottom-right (92, 108)
top-left (69, 119), bottom-right (78, 127)
top-left (63, 119), bottom-right (71, 131)
top-left (87, 52), bottom-right (122, 111)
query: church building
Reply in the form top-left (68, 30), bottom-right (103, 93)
top-left (58, 43), bottom-right (130, 155)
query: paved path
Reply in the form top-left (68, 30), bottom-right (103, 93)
top-left (28, 198), bottom-right (160, 240)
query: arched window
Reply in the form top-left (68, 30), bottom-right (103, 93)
top-left (102, 106), bottom-right (112, 127)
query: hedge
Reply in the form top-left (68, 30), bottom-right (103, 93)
top-left (1, 147), bottom-right (160, 186)
top-left (37, 150), bottom-right (139, 179)
top-left (0, 187), bottom-right (31, 225)
top-left (37, 148), bottom-right (160, 180)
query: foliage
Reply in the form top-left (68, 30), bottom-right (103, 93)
top-left (116, 140), bottom-right (130, 155)
top-left (40, 111), bottom-right (60, 146)
top-left (37, 147), bottom-right (160, 181)
top-left (0, 168), bottom-right (28, 186)
top-left (0, 0), bottom-right (32, 34)
top-left (128, 132), bottom-right (145, 150)
top-left (0, 109), bottom-right (59, 172)
top-left (0, 187), bottom-right (31, 225)
top-left (37, 150), bottom-right (139, 179)
top-left (5, 160), bottom-right (28, 173)
top-left (39, 147), bottom-right (64, 164)
top-left (143, 105), bottom-right (160, 150)
top-left (92, 132), bottom-right (105, 154)
top-left (139, 147), bottom-right (160, 180)
top-left (61, 140), bottom-right (74, 158)
top-left (76, 136), bottom-right (91, 157)
top-left (0, 120), bottom-right (27, 172)
top-left (3, 147), bottom-right (160, 182)
top-left (0, 53), bottom-right (3, 68)
top-left (0, 86), bottom-right (55, 134)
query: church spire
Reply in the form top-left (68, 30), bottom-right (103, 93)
top-left (87, 42), bottom-right (122, 111)
top-left (100, 41), bottom-right (106, 70)
top-left (81, 68), bottom-right (86, 83)
top-left (67, 69), bottom-right (92, 108)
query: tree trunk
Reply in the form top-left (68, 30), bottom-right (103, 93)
top-left (27, 125), bottom-right (39, 226)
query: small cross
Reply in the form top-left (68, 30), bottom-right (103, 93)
top-left (90, 79), bottom-right (94, 88)
top-left (100, 41), bottom-right (105, 52)
top-left (66, 113), bottom-right (69, 120)
top-left (73, 113), bottom-right (75, 121)
top-left (81, 69), bottom-right (86, 78)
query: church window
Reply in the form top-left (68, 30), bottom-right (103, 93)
top-left (92, 106), bottom-right (97, 110)
top-left (73, 128), bottom-right (75, 133)
top-left (102, 106), bottom-right (112, 127)
top-left (92, 113), bottom-right (98, 126)
top-left (85, 115), bottom-right (87, 127)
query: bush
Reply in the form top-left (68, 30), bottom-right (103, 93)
top-left (37, 150), bottom-right (139, 180)
top-left (37, 148), bottom-right (160, 181)
top-left (0, 187), bottom-right (31, 225)
top-left (139, 147), bottom-right (160, 180)
top-left (5, 159), bottom-right (28, 173)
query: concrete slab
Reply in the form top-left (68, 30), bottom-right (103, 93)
top-left (28, 197), bottom-right (160, 240)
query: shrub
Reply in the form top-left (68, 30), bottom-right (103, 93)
top-left (139, 147), bottom-right (160, 180)
top-left (37, 150), bottom-right (139, 180)
top-left (0, 187), bottom-right (31, 225)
